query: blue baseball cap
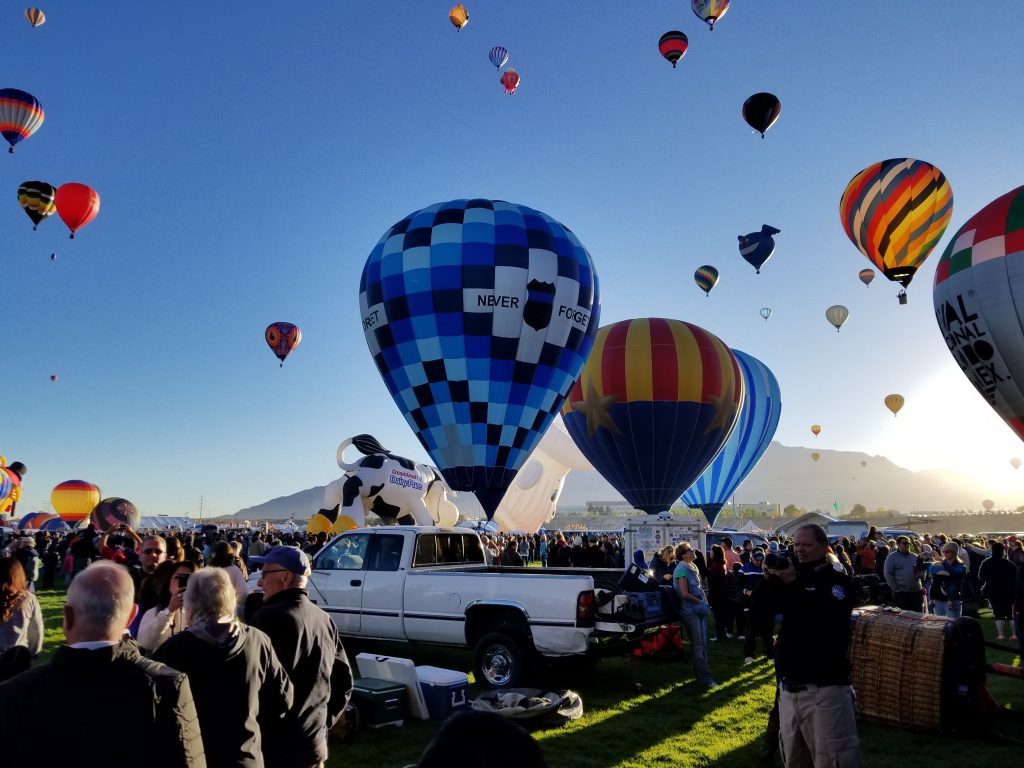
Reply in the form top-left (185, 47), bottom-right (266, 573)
top-left (251, 545), bottom-right (310, 575)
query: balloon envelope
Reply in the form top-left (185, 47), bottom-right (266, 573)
top-left (499, 68), bottom-right (520, 94)
top-left (18, 180), bottom-right (56, 228)
top-left (933, 184), bottom-right (1024, 442)
top-left (25, 8), bottom-right (45, 27)
top-left (658, 31), bottom-right (689, 68)
top-left (841, 158), bottom-right (953, 291)
top-left (694, 265), bottom-right (719, 296)
top-left (265, 322), bottom-right (302, 365)
top-left (738, 225), bottom-right (780, 273)
top-left (811, 452), bottom-right (820, 462)
top-left (825, 304), bottom-right (849, 331)
top-left (51, 480), bottom-right (102, 522)
top-left (55, 183), bottom-right (100, 237)
top-left (488, 46), bottom-right (509, 69)
top-left (742, 92), bottom-right (781, 137)
top-left (682, 350), bottom-right (782, 526)
top-left (1012, 458), bottom-right (1021, 470)
top-left (449, 3), bottom-right (468, 29)
top-left (359, 199), bottom-right (600, 519)
top-left (811, 424), bottom-right (821, 436)
top-left (0, 88), bottom-right (43, 151)
top-left (859, 268), bottom-right (876, 287)
top-left (90, 497), bottom-right (139, 532)
top-left (884, 394), bottom-right (905, 416)
top-left (691, 0), bottom-right (730, 29)
top-left (759, 307), bottom-right (771, 321)
top-left (18, 511), bottom-right (58, 530)
top-left (561, 317), bottom-right (743, 515)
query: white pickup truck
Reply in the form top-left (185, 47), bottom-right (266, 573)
top-left (306, 526), bottom-right (670, 687)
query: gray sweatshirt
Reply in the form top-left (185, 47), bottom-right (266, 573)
top-left (883, 551), bottom-right (922, 592)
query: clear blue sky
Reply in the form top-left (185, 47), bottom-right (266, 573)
top-left (5, 2), bottom-right (1024, 518)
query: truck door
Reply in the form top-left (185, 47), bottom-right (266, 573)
top-left (359, 533), bottom-right (407, 639)
top-left (309, 532), bottom-right (371, 633)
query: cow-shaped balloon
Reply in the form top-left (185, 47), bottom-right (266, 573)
top-left (308, 435), bottom-right (460, 534)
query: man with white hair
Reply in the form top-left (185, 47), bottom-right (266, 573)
top-left (0, 560), bottom-right (206, 766)
top-left (250, 545), bottom-right (352, 768)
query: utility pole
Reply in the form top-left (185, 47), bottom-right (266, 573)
top-left (199, 495), bottom-right (204, 521)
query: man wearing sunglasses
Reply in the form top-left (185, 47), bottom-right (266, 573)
top-left (250, 546), bottom-right (353, 768)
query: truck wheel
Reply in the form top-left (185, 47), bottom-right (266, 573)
top-left (473, 632), bottom-right (526, 689)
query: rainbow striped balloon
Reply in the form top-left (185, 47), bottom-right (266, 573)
top-left (694, 265), bottom-right (720, 296)
top-left (692, 0), bottom-right (730, 30)
top-left (840, 158), bottom-right (953, 290)
top-left (0, 88), bottom-right (44, 153)
top-left (561, 317), bottom-right (742, 515)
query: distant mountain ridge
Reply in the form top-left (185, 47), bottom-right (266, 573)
top-left (234, 442), bottom-right (1002, 520)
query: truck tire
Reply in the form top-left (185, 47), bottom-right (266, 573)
top-left (473, 631), bottom-right (526, 689)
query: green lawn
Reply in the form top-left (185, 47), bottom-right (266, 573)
top-left (33, 587), bottom-right (1024, 767)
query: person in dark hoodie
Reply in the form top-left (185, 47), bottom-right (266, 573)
top-left (249, 545), bottom-right (353, 768)
top-left (156, 567), bottom-right (293, 768)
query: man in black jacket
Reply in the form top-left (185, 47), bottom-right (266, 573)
top-left (765, 524), bottom-right (860, 768)
top-left (250, 545), bottom-right (353, 768)
top-left (0, 560), bottom-right (206, 767)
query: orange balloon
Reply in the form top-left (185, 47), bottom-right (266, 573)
top-left (811, 424), bottom-right (821, 436)
top-left (51, 479), bottom-right (102, 522)
top-left (55, 183), bottom-right (101, 238)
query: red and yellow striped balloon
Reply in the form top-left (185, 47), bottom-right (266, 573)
top-left (51, 480), bottom-right (102, 522)
top-left (561, 318), bottom-right (742, 515)
top-left (840, 158), bottom-right (953, 290)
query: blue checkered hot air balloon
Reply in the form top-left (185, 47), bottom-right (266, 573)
top-left (359, 199), bottom-right (601, 519)
top-left (681, 349), bottom-right (782, 526)
top-left (488, 46), bottom-right (509, 70)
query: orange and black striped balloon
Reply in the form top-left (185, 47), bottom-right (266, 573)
top-left (25, 8), bottom-right (45, 27)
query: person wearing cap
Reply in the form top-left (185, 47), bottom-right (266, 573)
top-left (249, 545), bottom-right (353, 768)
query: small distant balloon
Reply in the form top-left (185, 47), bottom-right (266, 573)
top-left (55, 183), bottom-right (100, 238)
top-left (49, 374), bottom-right (56, 382)
top-left (488, 46), bottom-right (509, 70)
top-left (658, 31), bottom-right (689, 68)
top-left (858, 268), bottom-right (876, 287)
top-left (265, 322), bottom-right (302, 366)
top-left (17, 180), bottom-right (56, 229)
top-left (0, 88), bottom-right (44, 152)
top-left (499, 68), bottom-right (520, 95)
top-left (983, 499), bottom-right (995, 513)
top-left (811, 424), bottom-right (821, 437)
top-left (759, 307), bottom-right (771, 321)
top-left (1012, 458), bottom-right (1021, 470)
top-left (449, 3), bottom-right (468, 29)
top-left (738, 225), bottom-right (780, 273)
top-left (694, 265), bottom-right (719, 297)
top-left (861, 460), bottom-right (868, 468)
top-left (811, 452), bottom-right (820, 463)
top-left (50, 252), bottom-right (55, 261)
top-left (884, 393), bottom-right (904, 416)
top-left (742, 92), bottom-right (781, 138)
top-left (825, 304), bottom-right (849, 332)
top-left (25, 8), bottom-right (45, 27)
top-left (691, 0), bottom-right (730, 30)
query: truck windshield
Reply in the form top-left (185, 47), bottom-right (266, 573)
top-left (314, 533), bottom-right (369, 570)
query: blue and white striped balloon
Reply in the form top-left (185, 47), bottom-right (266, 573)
top-left (681, 349), bottom-right (781, 526)
top-left (488, 46), bottom-right (509, 70)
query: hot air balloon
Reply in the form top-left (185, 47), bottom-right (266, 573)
top-left (738, 225), bottom-right (780, 273)
top-left (55, 183), bottom-right (100, 238)
top-left (759, 307), bottom-right (771, 321)
top-left (18, 180), bottom-right (55, 229)
top-left (682, 349), bottom-right (782, 526)
top-left (25, 8), bottom-right (45, 27)
top-left (825, 304), bottom-right (849, 332)
top-left (983, 499), bottom-right (995, 513)
top-left (861, 460), bottom-right (868, 468)
top-left (811, 452), bottom-right (820, 463)
top-left (0, 88), bottom-right (44, 152)
top-left (18, 511), bottom-right (58, 530)
top-left (265, 322), bottom-right (301, 366)
top-left (658, 31), bottom-right (688, 68)
top-left (360, 199), bottom-right (600, 520)
top-left (562, 318), bottom-right (743, 515)
top-left (742, 92), bottom-right (781, 138)
top-left (49, 374), bottom-right (57, 382)
top-left (0, 461), bottom-right (25, 515)
top-left (488, 46), bottom-right (508, 70)
top-left (884, 394), bottom-right (904, 416)
top-left (691, 0), bottom-right (730, 30)
top-left (90, 497), bottom-right (139, 532)
top-left (859, 268), bottom-right (876, 287)
top-left (933, 185), bottom-right (1024, 442)
top-left (811, 424), bottom-right (821, 437)
top-left (841, 158), bottom-right (953, 303)
top-left (449, 3), bottom-right (468, 29)
top-left (694, 265), bottom-right (719, 297)
top-left (499, 68), bottom-right (520, 95)
top-left (1012, 458), bottom-right (1021, 470)
top-left (40, 516), bottom-right (68, 533)
top-left (51, 480), bottom-right (101, 523)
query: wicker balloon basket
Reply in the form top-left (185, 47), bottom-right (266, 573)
top-left (849, 606), bottom-right (987, 733)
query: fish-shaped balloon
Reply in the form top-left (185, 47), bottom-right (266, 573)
top-left (738, 225), bottom-right (780, 274)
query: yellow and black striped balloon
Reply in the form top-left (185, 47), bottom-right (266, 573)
top-left (25, 8), bottom-right (45, 28)
top-left (18, 180), bottom-right (56, 229)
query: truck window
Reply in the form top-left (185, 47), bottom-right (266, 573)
top-left (412, 533), bottom-right (485, 566)
top-left (366, 534), bottom-right (404, 572)
top-left (314, 533), bottom-right (369, 571)
top-left (413, 534), bottom-right (438, 567)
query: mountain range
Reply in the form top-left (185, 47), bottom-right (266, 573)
top-left (233, 442), bottom-right (1007, 521)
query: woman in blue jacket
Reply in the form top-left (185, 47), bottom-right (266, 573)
top-left (929, 542), bottom-right (967, 617)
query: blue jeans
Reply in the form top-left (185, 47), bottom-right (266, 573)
top-left (679, 610), bottom-right (714, 686)
top-left (933, 600), bottom-right (962, 618)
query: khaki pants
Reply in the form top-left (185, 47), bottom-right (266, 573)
top-left (778, 683), bottom-right (860, 768)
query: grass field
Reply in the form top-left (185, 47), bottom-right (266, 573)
top-left (33, 587), bottom-right (1024, 767)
